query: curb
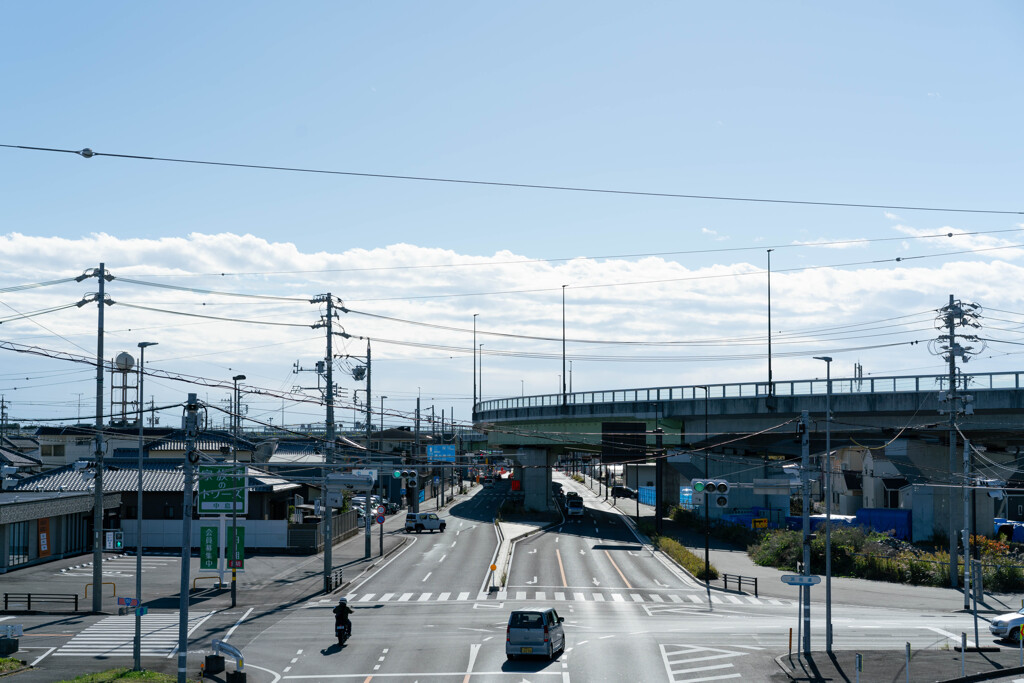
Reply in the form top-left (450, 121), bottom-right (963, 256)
top-left (0, 661), bottom-right (29, 679)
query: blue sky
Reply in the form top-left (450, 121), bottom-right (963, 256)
top-left (1, 3), bottom-right (1022, 429)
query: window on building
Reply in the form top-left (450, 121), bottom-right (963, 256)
top-left (41, 444), bottom-right (66, 459)
top-left (8, 520), bottom-right (29, 567)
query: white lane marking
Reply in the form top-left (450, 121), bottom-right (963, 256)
top-left (466, 642), bottom-right (481, 676)
top-left (592, 577), bottom-right (600, 586)
top-left (422, 572), bottom-right (432, 582)
top-left (223, 607), bottom-right (253, 642)
top-left (451, 541), bottom-right (457, 548)
top-left (31, 647), bottom-right (57, 667)
top-left (438, 554), bottom-right (447, 563)
top-left (924, 626), bottom-right (963, 642)
top-left (351, 534), bottom-right (418, 592)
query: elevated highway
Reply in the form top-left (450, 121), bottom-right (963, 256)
top-left (474, 370), bottom-right (1024, 457)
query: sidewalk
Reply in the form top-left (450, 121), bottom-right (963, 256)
top-left (776, 649), bottom-right (1024, 683)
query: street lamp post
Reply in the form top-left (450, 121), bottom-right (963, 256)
top-left (134, 341), bottom-right (157, 671)
top-left (814, 356), bottom-right (834, 654)
top-left (231, 374), bottom-right (245, 609)
top-left (562, 284), bottom-right (567, 407)
top-left (472, 314), bottom-right (478, 411)
top-left (767, 249), bottom-right (775, 403)
top-left (479, 344), bottom-right (483, 400)
top-left (697, 385), bottom-right (710, 585)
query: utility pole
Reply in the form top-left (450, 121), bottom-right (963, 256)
top-left (473, 314), bottom-right (478, 411)
top-left (931, 295), bottom-right (983, 588)
top-left (312, 294), bottom-right (338, 583)
top-left (231, 374), bottom-right (245, 609)
top-left (654, 428), bottom-right (664, 536)
top-left (766, 249), bottom-right (775, 409)
top-left (177, 393), bottom-right (199, 683)
top-left (414, 397), bottom-right (421, 513)
top-left (800, 410), bottom-right (811, 655)
top-left (76, 263), bottom-right (113, 614)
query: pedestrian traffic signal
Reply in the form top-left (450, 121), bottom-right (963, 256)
top-left (114, 530), bottom-right (124, 550)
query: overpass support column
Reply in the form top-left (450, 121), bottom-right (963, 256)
top-left (516, 448), bottom-right (555, 512)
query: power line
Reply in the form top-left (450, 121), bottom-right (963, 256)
top-left (2, 143), bottom-right (1021, 216)
top-left (119, 228), bottom-right (1024, 278)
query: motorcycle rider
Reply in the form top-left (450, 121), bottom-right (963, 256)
top-left (333, 597), bottom-right (353, 639)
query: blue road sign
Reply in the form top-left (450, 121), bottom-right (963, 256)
top-left (781, 574), bottom-right (821, 586)
top-left (117, 597), bottom-right (139, 607)
top-left (428, 445), bottom-right (457, 462)
top-left (376, 515), bottom-right (386, 524)
top-left (400, 488), bottom-right (406, 495)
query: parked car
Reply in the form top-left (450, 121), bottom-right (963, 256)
top-left (506, 608), bottom-right (565, 660)
top-left (989, 607), bottom-right (1024, 641)
top-left (611, 486), bottom-right (637, 499)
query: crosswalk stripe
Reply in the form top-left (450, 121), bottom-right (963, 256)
top-left (593, 593), bottom-right (605, 601)
top-left (438, 592), bottom-right (451, 601)
top-left (650, 594), bottom-right (664, 602)
top-left (536, 591), bottom-right (546, 601)
top-left (612, 594), bottom-right (625, 603)
top-left (418, 593), bottom-right (432, 602)
top-left (670, 595), bottom-right (684, 603)
top-left (457, 591), bottom-right (470, 601)
top-left (725, 596), bottom-right (743, 604)
top-left (360, 594), bottom-right (375, 602)
top-left (687, 595), bottom-right (702, 603)
top-left (710, 595), bottom-right (722, 604)
top-left (630, 594), bottom-right (644, 603)
top-left (380, 593), bottom-right (394, 602)
top-left (745, 596), bottom-right (761, 604)
top-left (398, 593), bottom-right (413, 602)
top-left (554, 592), bottom-right (566, 601)
top-left (339, 590), bottom-right (791, 606)
top-left (516, 591), bottom-right (527, 600)
top-left (574, 592), bottom-right (586, 601)
top-left (54, 613), bottom-right (207, 657)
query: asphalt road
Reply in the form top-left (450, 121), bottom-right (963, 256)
top-left (3, 476), bottom-right (1023, 682)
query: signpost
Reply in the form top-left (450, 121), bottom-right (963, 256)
top-left (198, 465), bottom-right (247, 515)
top-left (781, 575), bottom-right (821, 586)
top-left (200, 527), bottom-right (218, 570)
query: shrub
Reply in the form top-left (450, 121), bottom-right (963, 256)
top-left (657, 536), bottom-right (718, 581)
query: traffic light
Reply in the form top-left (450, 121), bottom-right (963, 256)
top-left (691, 480), bottom-right (730, 508)
top-left (402, 470), bottom-right (418, 488)
top-left (393, 470), bottom-right (402, 479)
top-left (113, 530), bottom-right (124, 550)
top-left (709, 480), bottom-right (730, 508)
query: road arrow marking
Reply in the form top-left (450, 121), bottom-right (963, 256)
top-left (592, 577), bottom-right (600, 586)
top-left (526, 576), bottom-right (538, 585)
top-left (579, 549), bottom-right (586, 555)
top-left (528, 548), bottom-right (538, 554)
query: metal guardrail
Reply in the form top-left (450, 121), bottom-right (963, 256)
top-left (476, 370), bottom-right (1023, 413)
top-left (4, 593), bottom-right (80, 611)
top-left (84, 582), bottom-right (115, 599)
top-left (721, 574), bottom-right (758, 597)
top-left (325, 567), bottom-right (344, 593)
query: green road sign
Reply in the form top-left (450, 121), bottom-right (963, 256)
top-left (227, 526), bottom-right (245, 569)
top-left (198, 464), bottom-right (247, 515)
top-left (200, 526), bottom-right (218, 569)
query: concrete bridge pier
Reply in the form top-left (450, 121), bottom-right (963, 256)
top-left (511, 448), bottom-right (555, 511)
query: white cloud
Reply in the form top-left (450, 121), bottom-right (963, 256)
top-left (1, 232), bottom-right (1022, 425)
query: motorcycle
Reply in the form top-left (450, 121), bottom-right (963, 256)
top-left (336, 621), bottom-right (351, 646)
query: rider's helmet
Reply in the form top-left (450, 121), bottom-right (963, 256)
top-left (338, 597), bottom-right (347, 604)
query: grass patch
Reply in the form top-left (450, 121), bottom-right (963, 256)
top-left (51, 668), bottom-right (198, 682)
top-left (654, 535), bottom-right (719, 581)
top-left (0, 657), bottom-right (24, 674)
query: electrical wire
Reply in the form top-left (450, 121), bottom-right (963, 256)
top-left (118, 228), bottom-right (1024, 278)
top-left (2, 143), bottom-right (1021, 215)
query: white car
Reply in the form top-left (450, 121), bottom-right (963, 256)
top-left (989, 608), bottom-right (1024, 641)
